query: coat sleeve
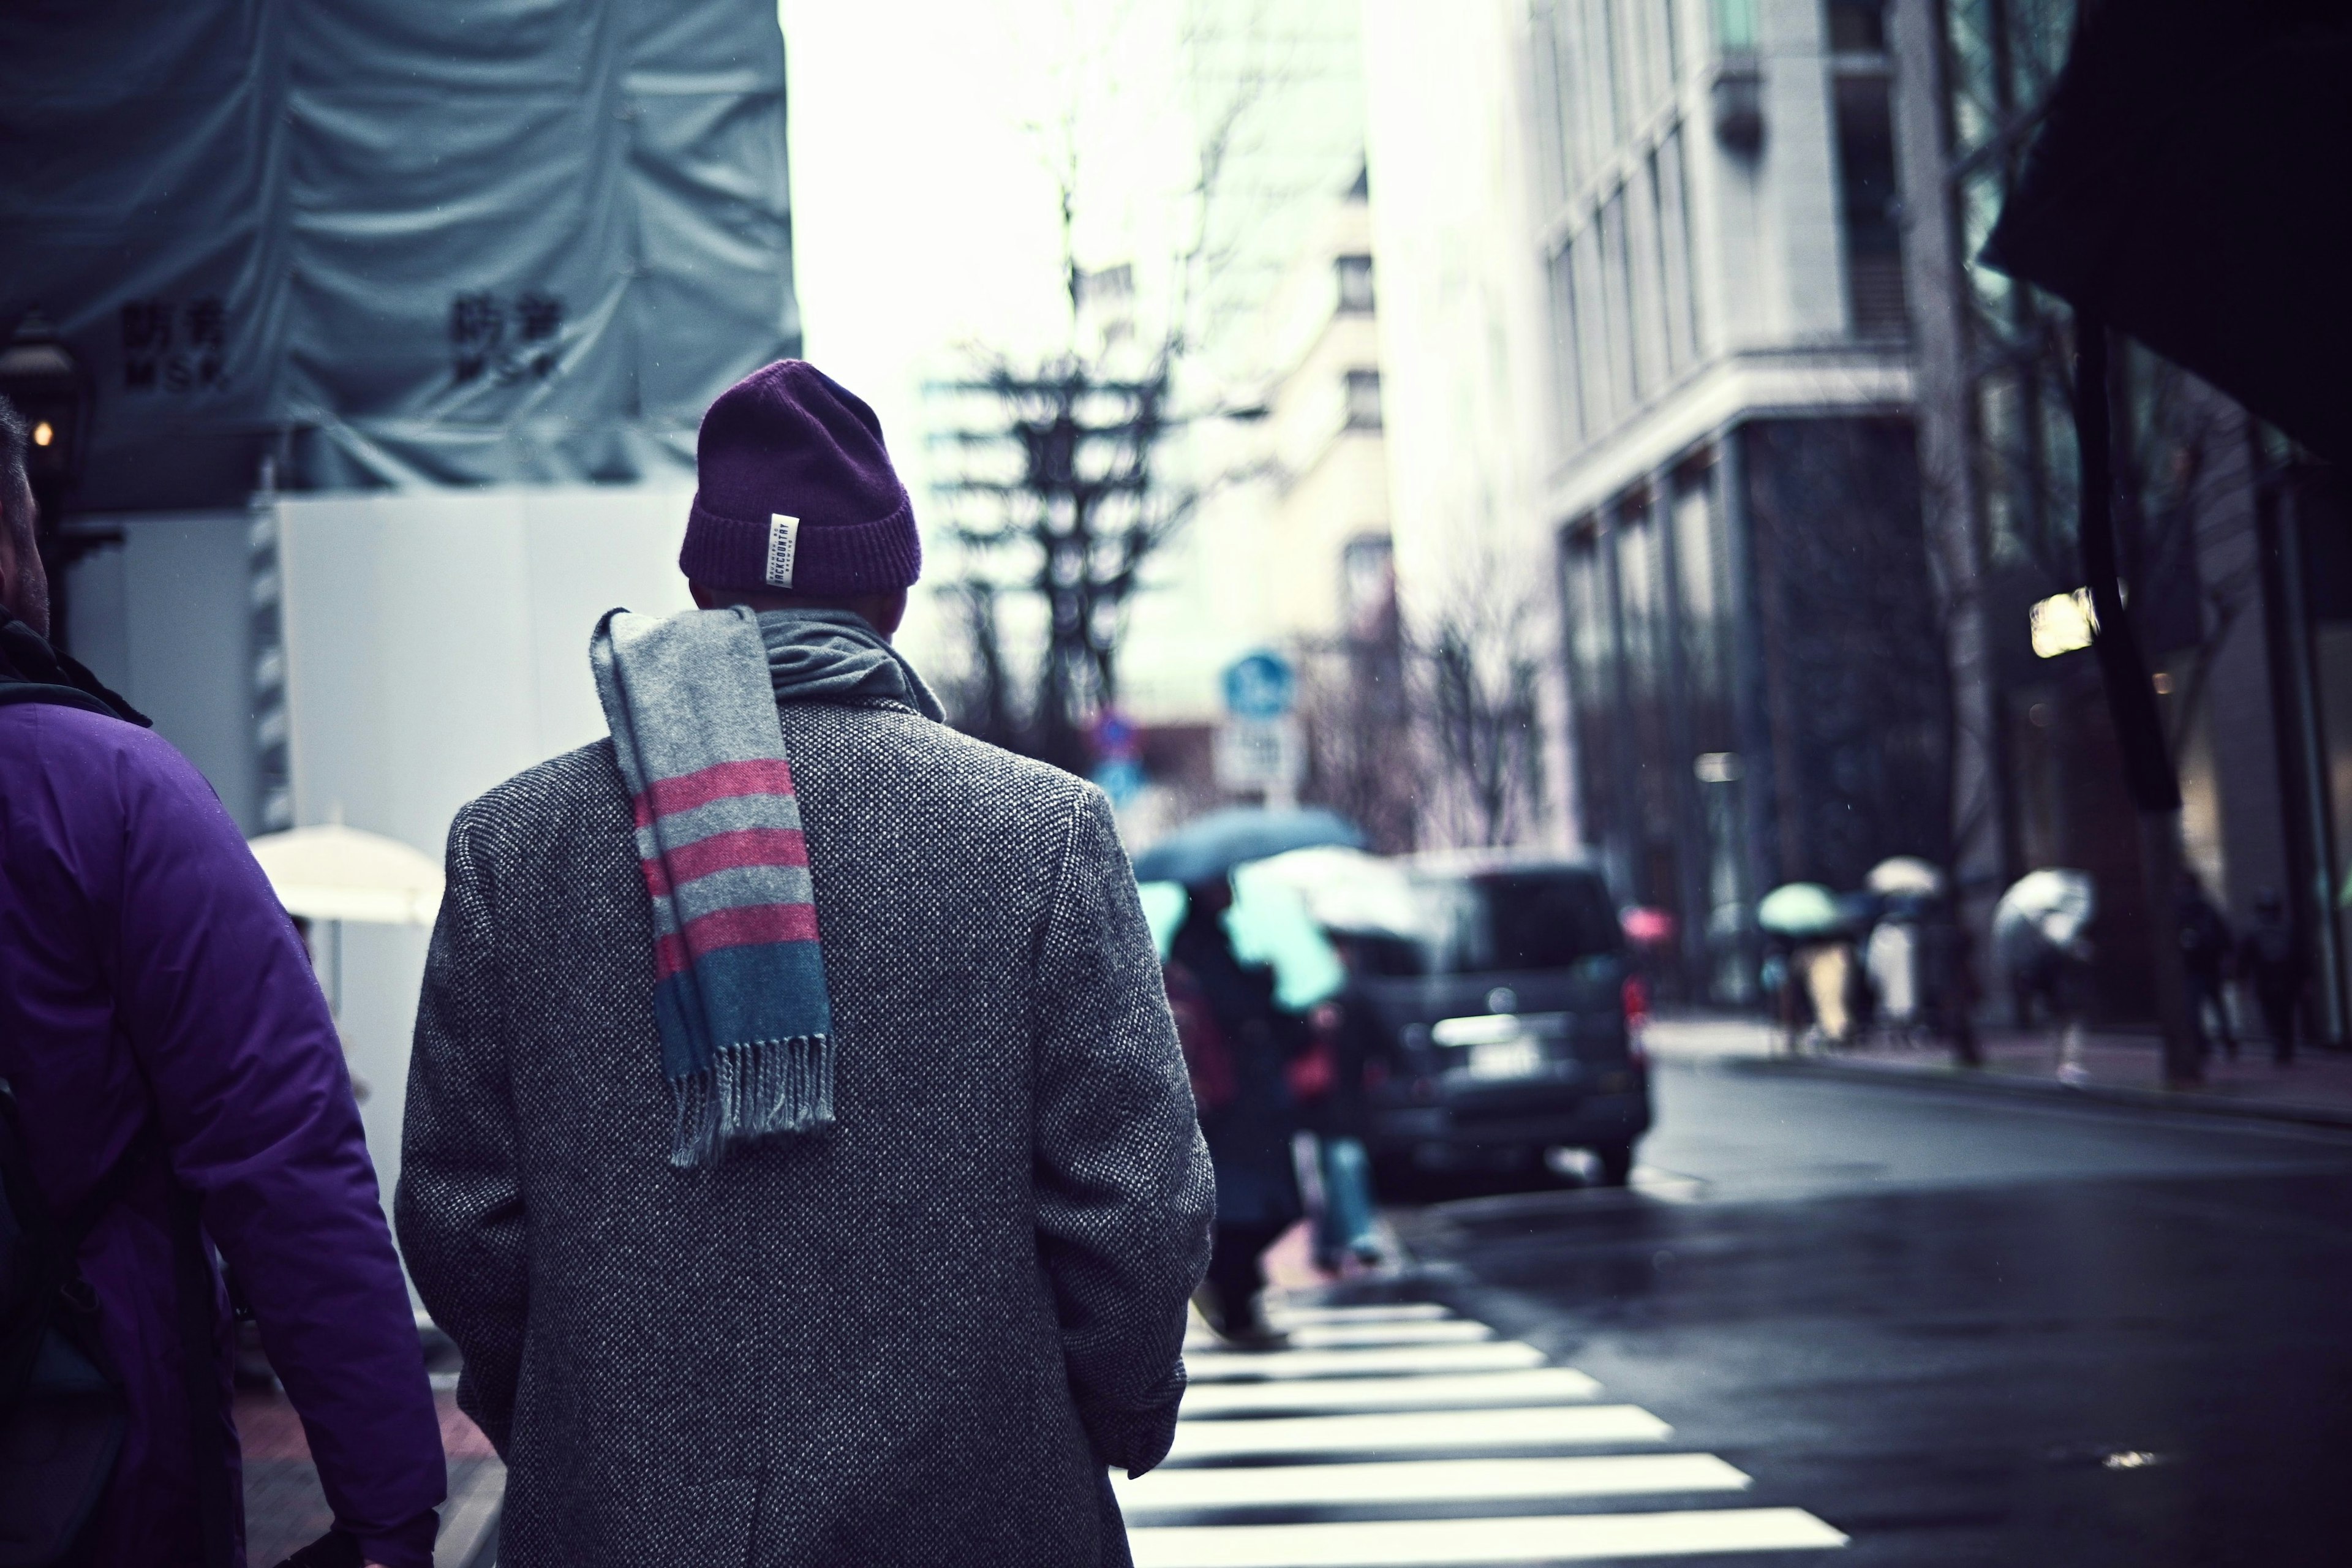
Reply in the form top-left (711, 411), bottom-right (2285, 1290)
top-left (105, 732), bottom-right (445, 1568)
top-left (1030, 785), bottom-right (1216, 1477)
top-left (395, 805), bottom-right (529, 1457)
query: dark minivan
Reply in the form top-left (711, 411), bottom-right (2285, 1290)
top-left (1351, 856), bottom-right (1650, 1186)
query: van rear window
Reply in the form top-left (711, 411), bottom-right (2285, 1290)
top-left (1359, 870), bottom-right (1621, 977)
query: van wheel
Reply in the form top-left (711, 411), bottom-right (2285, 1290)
top-left (1591, 1142), bottom-right (1635, 1187)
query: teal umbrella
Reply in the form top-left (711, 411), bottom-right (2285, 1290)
top-left (1138, 881), bottom-right (1188, 962)
top-left (1131, 807), bottom-right (1364, 886)
top-left (1136, 874), bottom-right (1346, 1013)
top-left (1757, 882), bottom-right (1845, 938)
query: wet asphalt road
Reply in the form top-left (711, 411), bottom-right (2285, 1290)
top-left (1385, 1057), bottom-right (2352, 1567)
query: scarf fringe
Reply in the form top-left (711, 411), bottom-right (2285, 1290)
top-left (668, 1034), bottom-right (837, 1169)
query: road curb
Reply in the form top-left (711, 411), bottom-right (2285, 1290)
top-left (1730, 1053), bottom-right (2352, 1134)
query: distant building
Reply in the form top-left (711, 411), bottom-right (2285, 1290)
top-left (1254, 174), bottom-right (1412, 850)
top-left (1522, 0), bottom-right (1947, 1000)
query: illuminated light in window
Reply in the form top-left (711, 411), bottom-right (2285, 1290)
top-left (1694, 752), bottom-right (1744, 783)
top-left (31, 421), bottom-right (53, 448)
top-left (2030, 589), bottom-right (2100, 658)
top-left (2152, 671), bottom-right (2174, 695)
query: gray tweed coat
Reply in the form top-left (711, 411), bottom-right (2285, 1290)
top-left (396, 695), bottom-right (1215, 1567)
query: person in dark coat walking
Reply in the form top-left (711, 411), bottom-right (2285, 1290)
top-left (396, 362), bottom-right (1214, 1568)
top-left (1163, 878), bottom-right (1301, 1345)
top-left (2178, 874), bottom-right (2237, 1061)
top-left (2237, 889), bottom-right (2308, 1064)
top-left (0, 397), bottom-right (445, 1566)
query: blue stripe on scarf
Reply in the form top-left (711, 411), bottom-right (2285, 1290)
top-left (653, 942), bottom-right (835, 1083)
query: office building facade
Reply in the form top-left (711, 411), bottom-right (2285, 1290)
top-left (1527, 0), bottom-right (1947, 1000)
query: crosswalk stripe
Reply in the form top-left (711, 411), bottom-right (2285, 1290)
top-left (1164, 1404), bottom-right (1673, 1463)
top-left (1278, 1319), bottom-right (1494, 1348)
top-left (1266, 1303), bottom-right (1458, 1327)
top-left (1126, 1508), bottom-right (1851, 1567)
top-left (1186, 1341), bottom-right (1546, 1382)
top-left (1115, 1453), bottom-right (1752, 1516)
top-left (1156, 1294), bottom-right (1844, 1559)
top-left (1180, 1367), bottom-right (1603, 1418)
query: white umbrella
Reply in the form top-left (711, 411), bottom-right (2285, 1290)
top-left (1242, 845), bottom-right (1425, 940)
top-left (1865, 856), bottom-right (1947, 897)
top-left (247, 824), bottom-right (444, 1016)
top-left (246, 824), bottom-right (445, 925)
top-left (1993, 868), bottom-right (2097, 973)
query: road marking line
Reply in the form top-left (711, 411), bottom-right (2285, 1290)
top-left (433, 1458), bottom-right (506, 1567)
top-left (1270, 1297), bottom-right (1449, 1325)
top-left (1164, 1405), bottom-right (1672, 1463)
top-left (1187, 1341), bottom-right (1546, 1383)
top-left (1278, 1320), bottom-right (1495, 1348)
top-left (1116, 1453), bottom-right (1752, 1515)
top-left (1181, 1367), bottom-right (1604, 1417)
top-left (1126, 1507), bottom-right (1848, 1566)
top-left (1267, 1303), bottom-right (1458, 1327)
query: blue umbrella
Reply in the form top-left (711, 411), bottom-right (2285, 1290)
top-left (1130, 806), bottom-right (1364, 887)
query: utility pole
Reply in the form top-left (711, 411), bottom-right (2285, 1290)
top-left (2075, 315), bottom-right (2199, 1088)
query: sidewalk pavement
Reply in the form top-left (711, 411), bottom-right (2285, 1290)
top-left (1647, 1011), bottom-right (2352, 1131)
top-left (241, 1383), bottom-right (503, 1568)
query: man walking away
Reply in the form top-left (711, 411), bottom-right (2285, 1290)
top-left (0, 396), bottom-right (445, 1566)
top-left (398, 361), bottom-right (1214, 1567)
top-left (2238, 890), bottom-right (2307, 1065)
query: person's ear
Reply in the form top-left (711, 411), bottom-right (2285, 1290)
top-left (870, 587), bottom-right (910, 639)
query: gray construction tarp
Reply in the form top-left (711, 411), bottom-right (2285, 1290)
top-left (0, 0), bottom-right (800, 511)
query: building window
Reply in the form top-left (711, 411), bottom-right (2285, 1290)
top-left (1643, 146), bottom-right (1676, 381)
top-left (1715, 0), bottom-right (1758, 53)
top-left (1341, 533), bottom-right (1397, 642)
top-left (1575, 232), bottom-right (1610, 432)
top-left (1335, 254), bottom-right (1375, 314)
top-left (1600, 187), bottom-right (1639, 405)
top-left (1343, 369), bottom-right (1382, 430)
top-left (1531, 3), bottom-right (1570, 211)
top-left (1826, 0), bottom-right (1888, 53)
top-left (1834, 78), bottom-right (1907, 337)
top-left (1547, 241), bottom-right (1586, 446)
top-left (1659, 127), bottom-right (1702, 364)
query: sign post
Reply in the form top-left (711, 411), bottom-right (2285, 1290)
top-left (1216, 650), bottom-right (1302, 808)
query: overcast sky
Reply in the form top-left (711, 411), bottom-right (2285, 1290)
top-left (777, 1), bottom-right (1208, 663)
top-left (778, 2), bottom-right (1194, 436)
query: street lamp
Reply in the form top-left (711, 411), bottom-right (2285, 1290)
top-left (0, 309), bottom-right (96, 650)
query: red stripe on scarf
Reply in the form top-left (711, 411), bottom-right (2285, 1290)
top-left (639, 827), bottom-right (809, 897)
top-left (654, 900), bottom-right (821, 980)
top-left (631, 756), bottom-right (799, 828)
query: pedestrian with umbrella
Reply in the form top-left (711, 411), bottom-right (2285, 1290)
top-left (1758, 883), bottom-right (1850, 1052)
top-left (1996, 869), bottom-right (2098, 1084)
top-left (1137, 809), bottom-right (1361, 1344)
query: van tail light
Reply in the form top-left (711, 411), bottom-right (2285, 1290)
top-left (1622, 974), bottom-right (1651, 1066)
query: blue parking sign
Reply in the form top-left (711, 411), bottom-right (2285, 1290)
top-left (1222, 650), bottom-right (1296, 720)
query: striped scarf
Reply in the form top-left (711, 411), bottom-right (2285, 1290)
top-left (589, 606), bottom-right (853, 1167)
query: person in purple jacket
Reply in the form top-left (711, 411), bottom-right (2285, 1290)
top-left (0, 396), bottom-right (445, 1565)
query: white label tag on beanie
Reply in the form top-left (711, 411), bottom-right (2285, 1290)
top-left (765, 514), bottom-right (801, 588)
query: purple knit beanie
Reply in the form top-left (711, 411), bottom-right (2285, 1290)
top-left (678, 360), bottom-right (922, 595)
